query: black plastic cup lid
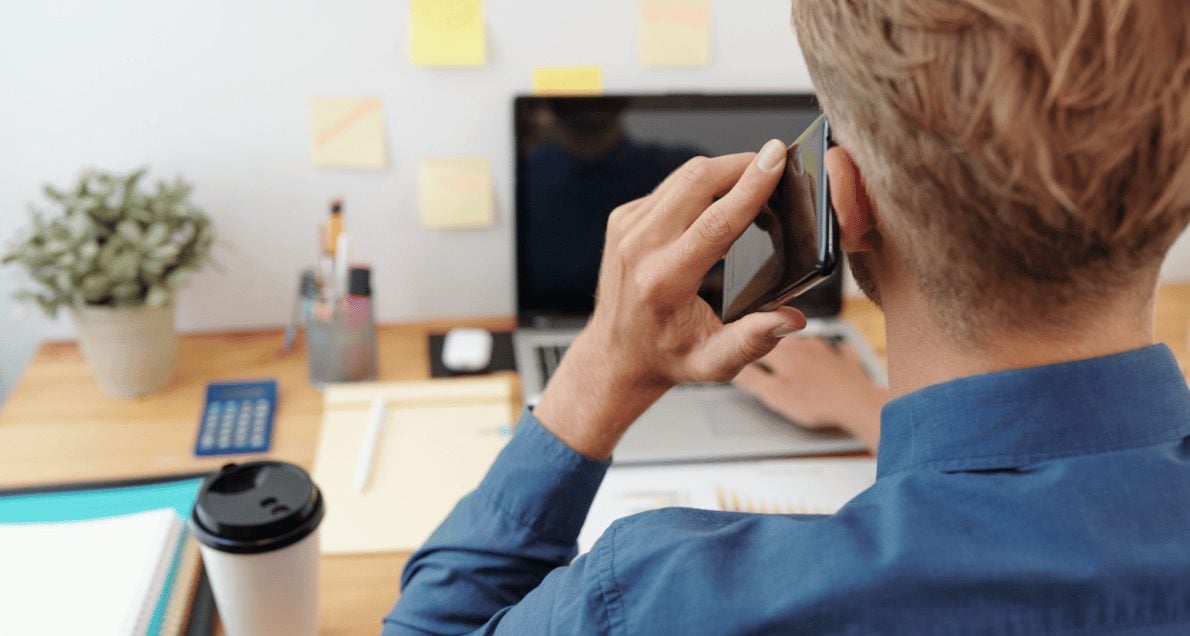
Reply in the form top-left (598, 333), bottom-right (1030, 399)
top-left (190, 461), bottom-right (325, 555)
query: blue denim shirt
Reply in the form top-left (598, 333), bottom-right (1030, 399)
top-left (384, 345), bottom-right (1190, 634)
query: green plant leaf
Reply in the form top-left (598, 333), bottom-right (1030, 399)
top-left (115, 219), bottom-right (143, 244)
top-left (141, 257), bottom-right (166, 280)
top-left (150, 243), bottom-right (180, 262)
top-left (164, 268), bottom-right (190, 290)
top-left (67, 212), bottom-right (91, 240)
top-left (42, 184), bottom-right (69, 204)
top-left (78, 240), bottom-right (99, 261)
top-left (54, 270), bottom-right (73, 292)
top-left (145, 285), bottom-right (169, 306)
top-left (109, 250), bottom-right (140, 282)
top-left (34, 293), bottom-right (59, 317)
top-left (111, 281), bottom-right (141, 300)
top-left (80, 272), bottom-right (110, 298)
top-left (143, 222), bottom-right (168, 247)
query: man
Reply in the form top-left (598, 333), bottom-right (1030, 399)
top-left (385, 0), bottom-right (1190, 633)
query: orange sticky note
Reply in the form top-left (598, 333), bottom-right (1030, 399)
top-left (409, 0), bottom-right (486, 67)
top-left (418, 158), bottom-right (494, 229)
top-left (531, 66), bottom-right (604, 96)
top-left (639, 0), bottom-right (711, 67)
top-left (309, 96), bottom-right (387, 170)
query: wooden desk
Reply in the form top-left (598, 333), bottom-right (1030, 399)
top-left (3, 284), bottom-right (1189, 633)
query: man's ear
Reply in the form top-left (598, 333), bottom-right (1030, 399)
top-left (825, 146), bottom-right (879, 252)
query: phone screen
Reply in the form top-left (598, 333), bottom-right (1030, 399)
top-left (715, 115), bottom-right (835, 322)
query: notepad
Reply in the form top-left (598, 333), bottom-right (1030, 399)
top-left (409, 0), bottom-right (486, 67)
top-left (312, 376), bottom-right (517, 553)
top-left (418, 157), bottom-right (495, 228)
top-left (639, 0), bottom-right (711, 67)
top-left (532, 66), bottom-right (604, 96)
top-left (0, 509), bottom-right (183, 636)
top-left (309, 96), bottom-right (387, 169)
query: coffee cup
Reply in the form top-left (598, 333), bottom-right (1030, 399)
top-left (191, 461), bottom-right (325, 636)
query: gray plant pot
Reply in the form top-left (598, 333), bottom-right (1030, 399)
top-left (71, 302), bottom-right (177, 398)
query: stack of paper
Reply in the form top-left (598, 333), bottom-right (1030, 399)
top-left (578, 458), bottom-right (876, 554)
top-left (0, 508), bottom-right (187, 636)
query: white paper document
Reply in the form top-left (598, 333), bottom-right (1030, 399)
top-left (578, 458), bottom-right (876, 554)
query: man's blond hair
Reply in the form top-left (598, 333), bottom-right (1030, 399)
top-left (792, 0), bottom-right (1190, 338)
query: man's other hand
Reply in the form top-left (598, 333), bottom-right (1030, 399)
top-left (534, 141), bottom-right (807, 459)
top-left (734, 337), bottom-right (887, 452)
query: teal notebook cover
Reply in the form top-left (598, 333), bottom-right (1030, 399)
top-left (0, 476), bottom-right (206, 635)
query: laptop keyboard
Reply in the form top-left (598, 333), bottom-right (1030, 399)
top-left (536, 344), bottom-right (570, 383)
top-left (534, 335), bottom-right (846, 384)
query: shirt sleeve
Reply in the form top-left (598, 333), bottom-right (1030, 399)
top-left (382, 407), bottom-right (615, 635)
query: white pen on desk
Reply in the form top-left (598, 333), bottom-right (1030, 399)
top-left (354, 398), bottom-right (387, 493)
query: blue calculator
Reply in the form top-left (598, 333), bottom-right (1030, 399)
top-left (194, 380), bottom-right (278, 456)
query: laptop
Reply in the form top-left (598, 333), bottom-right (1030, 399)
top-left (512, 94), bottom-right (886, 464)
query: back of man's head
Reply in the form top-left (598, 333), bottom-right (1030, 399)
top-left (792, 0), bottom-right (1190, 340)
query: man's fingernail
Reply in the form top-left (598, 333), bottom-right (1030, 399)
top-left (770, 323), bottom-right (799, 338)
top-left (757, 139), bottom-right (785, 172)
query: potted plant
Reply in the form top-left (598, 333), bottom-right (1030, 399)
top-left (2, 168), bottom-right (215, 398)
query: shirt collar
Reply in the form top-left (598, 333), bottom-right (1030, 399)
top-left (876, 344), bottom-right (1190, 478)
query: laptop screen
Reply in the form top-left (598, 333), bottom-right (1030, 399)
top-left (514, 94), bottom-right (843, 325)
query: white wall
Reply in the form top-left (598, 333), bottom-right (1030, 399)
top-left (2, 0), bottom-right (1189, 401)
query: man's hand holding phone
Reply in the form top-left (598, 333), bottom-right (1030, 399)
top-left (534, 141), bottom-right (807, 460)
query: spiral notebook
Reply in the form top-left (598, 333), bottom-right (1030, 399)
top-left (0, 508), bottom-right (184, 636)
top-left (0, 473), bottom-right (213, 636)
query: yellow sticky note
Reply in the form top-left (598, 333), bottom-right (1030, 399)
top-left (309, 96), bottom-right (387, 170)
top-left (531, 66), bottom-right (604, 96)
top-left (639, 0), bottom-right (711, 67)
top-left (419, 158), bottom-right (494, 229)
top-left (409, 0), bottom-right (486, 67)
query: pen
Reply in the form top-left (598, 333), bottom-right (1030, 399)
top-left (327, 198), bottom-right (344, 257)
top-left (283, 292), bottom-right (301, 352)
top-left (283, 268), bottom-right (319, 351)
top-left (316, 252), bottom-right (336, 322)
top-left (334, 232), bottom-right (350, 305)
top-left (354, 398), bottom-right (387, 493)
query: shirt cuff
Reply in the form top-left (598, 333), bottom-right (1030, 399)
top-left (474, 407), bottom-right (612, 543)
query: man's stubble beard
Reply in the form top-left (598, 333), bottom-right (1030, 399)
top-left (848, 252), bottom-right (882, 308)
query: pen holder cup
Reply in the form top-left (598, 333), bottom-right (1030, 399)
top-left (306, 301), bottom-right (378, 386)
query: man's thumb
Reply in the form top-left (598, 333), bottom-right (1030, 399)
top-left (695, 307), bottom-right (806, 380)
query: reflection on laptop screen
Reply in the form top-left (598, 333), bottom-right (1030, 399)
top-left (515, 95), bottom-right (842, 324)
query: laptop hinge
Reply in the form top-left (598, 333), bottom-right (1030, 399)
top-left (520, 313), bottom-right (589, 330)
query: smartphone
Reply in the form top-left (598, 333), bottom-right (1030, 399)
top-left (717, 114), bottom-right (838, 322)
